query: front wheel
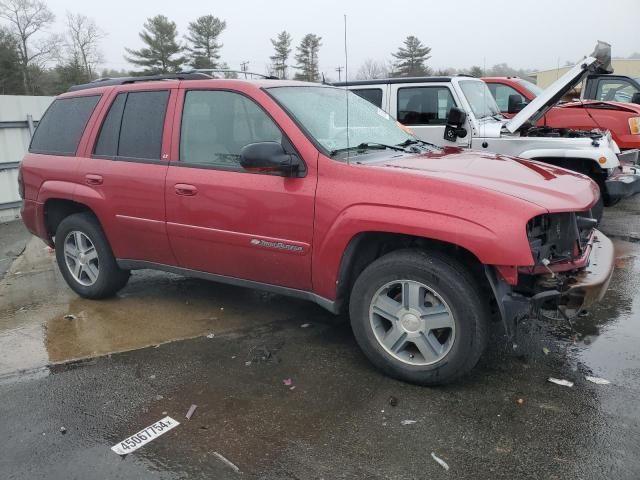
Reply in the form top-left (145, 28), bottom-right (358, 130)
top-left (349, 249), bottom-right (489, 386)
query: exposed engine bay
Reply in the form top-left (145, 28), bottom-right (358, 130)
top-left (520, 125), bottom-right (603, 140)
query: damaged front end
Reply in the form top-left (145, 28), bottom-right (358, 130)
top-left (486, 210), bottom-right (615, 336)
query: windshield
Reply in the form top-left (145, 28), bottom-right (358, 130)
top-left (458, 80), bottom-right (501, 119)
top-left (516, 79), bottom-right (544, 97)
top-left (268, 86), bottom-right (413, 157)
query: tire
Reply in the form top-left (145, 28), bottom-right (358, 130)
top-left (591, 195), bottom-right (604, 223)
top-left (349, 249), bottom-right (489, 386)
top-left (54, 213), bottom-right (130, 299)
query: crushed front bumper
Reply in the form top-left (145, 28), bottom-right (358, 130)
top-left (562, 230), bottom-right (615, 309)
top-left (486, 230), bottom-right (615, 336)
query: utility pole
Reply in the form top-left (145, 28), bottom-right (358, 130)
top-left (240, 61), bottom-right (250, 78)
top-left (335, 66), bottom-right (343, 82)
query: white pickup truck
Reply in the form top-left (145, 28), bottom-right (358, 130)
top-left (336, 42), bottom-right (640, 208)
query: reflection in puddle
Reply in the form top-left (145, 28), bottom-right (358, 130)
top-left (0, 239), bottom-right (331, 376)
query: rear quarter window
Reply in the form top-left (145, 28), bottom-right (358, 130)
top-left (29, 95), bottom-right (100, 155)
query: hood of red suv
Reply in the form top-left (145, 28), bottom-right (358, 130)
top-left (558, 100), bottom-right (640, 114)
top-left (367, 147), bottom-right (598, 212)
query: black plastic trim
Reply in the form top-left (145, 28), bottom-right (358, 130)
top-left (116, 259), bottom-right (339, 314)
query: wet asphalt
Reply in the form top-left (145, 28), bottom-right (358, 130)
top-left (1, 199), bottom-right (640, 479)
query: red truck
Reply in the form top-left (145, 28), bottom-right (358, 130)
top-left (19, 74), bottom-right (614, 385)
top-left (484, 76), bottom-right (640, 156)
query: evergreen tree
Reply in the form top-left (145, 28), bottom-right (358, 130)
top-left (125, 15), bottom-right (185, 74)
top-left (391, 36), bottom-right (431, 77)
top-left (185, 14), bottom-right (226, 69)
top-left (468, 66), bottom-right (483, 77)
top-left (269, 30), bottom-right (292, 79)
top-left (294, 33), bottom-right (321, 82)
top-left (0, 27), bottom-right (23, 94)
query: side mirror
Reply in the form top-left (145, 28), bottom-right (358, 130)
top-left (239, 142), bottom-right (301, 176)
top-left (444, 107), bottom-right (468, 142)
top-left (632, 92), bottom-right (640, 105)
top-left (508, 94), bottom-right (527, 114)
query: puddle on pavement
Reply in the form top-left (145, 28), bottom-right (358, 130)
top-left (1, 234), bottom-right (639, 385)
top-left (0, 238), bottom-right (331, 377)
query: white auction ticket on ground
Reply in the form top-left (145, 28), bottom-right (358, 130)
top-left (111, 416), bottom-right (180, 455)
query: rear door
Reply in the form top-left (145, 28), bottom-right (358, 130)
top-left (77, 85), bottom-right (177, 265)
top-left (389, 82), bottom-right (467, 147)
top-left (164, 87), bottom-right (317, 290)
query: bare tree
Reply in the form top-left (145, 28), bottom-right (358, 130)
top-left (66, 12), bottom-right (104, 80)
top-left (0, 0), bottom-right (60, 93)
top-left (356, 59), bottom-right (389, 80)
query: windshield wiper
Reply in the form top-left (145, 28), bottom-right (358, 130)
top-left (396, 138), bottom-right (439, 149)
top-left (329, 142), bottom-right (407, 157)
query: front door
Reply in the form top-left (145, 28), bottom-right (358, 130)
top-left (165, 89), bottom-right (317, 290)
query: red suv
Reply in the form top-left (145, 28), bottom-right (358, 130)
top-left (484, 76), bottom-right (640, 154)
top-left (19, 74), bottom-right (614, 385)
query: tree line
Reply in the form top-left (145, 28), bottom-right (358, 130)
top-left (1, 0), bottom-right (565, 96)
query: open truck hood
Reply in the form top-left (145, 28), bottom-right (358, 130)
top-left (505, 41), bottom-right (613, 133)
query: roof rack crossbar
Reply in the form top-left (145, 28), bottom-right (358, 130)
top-left (67, 72), bottom-right (213, 92)
top-left (180, 68), bottom-right (279, 80)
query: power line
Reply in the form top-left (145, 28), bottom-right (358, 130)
top-left (335, 66), bottom-right (343, 82)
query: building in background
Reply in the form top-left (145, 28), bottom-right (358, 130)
top-left (0, 95), bottom-right (54, 222)
top-left (531, 59), bottom-right (640, 88)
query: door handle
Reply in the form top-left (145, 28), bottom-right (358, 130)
top-left (174, 183), bottom-right (198, 196)
top-left (85, 174), bottom-right (103, 186)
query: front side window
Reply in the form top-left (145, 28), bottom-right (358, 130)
top-left (180, 90), bottom-right (283, 170)
top-left (93, 90), bottom-right (169, 160)
top-left (595, 79), bottom-right (638, 103)
top-left (30, 95), bottom-right (100, 155)
top-left (352, 88), bottom-right (383, 108)
top-left (397, 86), bottom-right (456, 125)
top-left (487, 83), bottom-right (525, 112)
top-left (268, 86), bottom-right (412, 157)
top-left (458, 80), bottom-right (501, 119)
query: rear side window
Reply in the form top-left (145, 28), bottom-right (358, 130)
top-left (352, 88), bottom-right (383, 108)
top-left (30, 95), bottom-right (100, 155)
top-left (93, 90), bottom-right (169, 160)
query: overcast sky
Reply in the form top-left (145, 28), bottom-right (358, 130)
top-left (45, 0), bottom-right (639, 78)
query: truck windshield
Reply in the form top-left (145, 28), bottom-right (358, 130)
top-left (459, 80), bottom-right (501, 119)
top-left (516, 79), bottom-right (544, 97)
top-left (268, 86), bottom-right (413, 158)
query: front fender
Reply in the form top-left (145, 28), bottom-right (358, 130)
top-left (520, 147), bottom-right (619, 169)
top-left (311, 204), bottom-right (534, 300)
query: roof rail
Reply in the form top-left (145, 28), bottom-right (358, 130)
top-left (67, 72), bottom-right (213, 92)
top-left (180, 68), bottom-right (279, 80)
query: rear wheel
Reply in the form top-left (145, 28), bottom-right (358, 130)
top-left (349, 249), bottom-right (489, 385)
top-left (55, 213), bottom-right (130, 299)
